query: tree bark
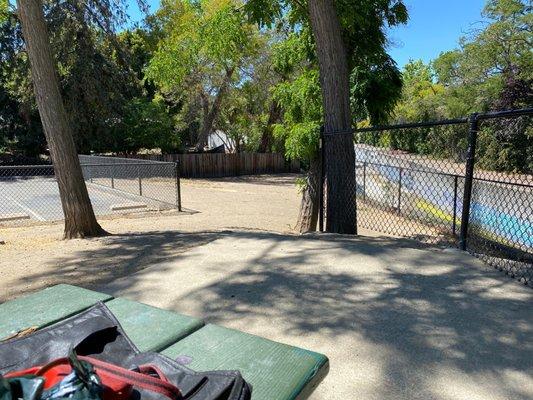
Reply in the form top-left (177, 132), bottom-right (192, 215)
top-left (308, 0), bottom-right (357, 234)
top-left (258, 100), bottom-right (281, 153)
top-left (295, 158), bottom-right (320, 233)
top-left (196, 67), bottom-right (235, 150)
top-left (17, 0), bottom-right (106, 239)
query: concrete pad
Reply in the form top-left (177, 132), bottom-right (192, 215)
top-left (101, 231), bottom-right (532, 400)
top-left (110, 203), bottom-right (147, 211)
top-left (0, 213), bottom-right (30, 222)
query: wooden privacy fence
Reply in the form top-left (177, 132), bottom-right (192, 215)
top-left (114, 153), bottom-right (301, 178)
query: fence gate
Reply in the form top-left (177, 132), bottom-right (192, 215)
top-left (319, 108), bottom-right (533, 285)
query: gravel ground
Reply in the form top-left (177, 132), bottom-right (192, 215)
top-left (0, 174), bottom-right (303, 301)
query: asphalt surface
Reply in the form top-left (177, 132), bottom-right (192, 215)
top-left (357, 146), bottom-right (533, 248)
top-left (0, 177), bottom-right (153, 222)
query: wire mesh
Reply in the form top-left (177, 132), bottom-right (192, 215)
top-left (321, 109), bottom-right (532, 285)
top-left (351, 122), bottom-right (469, 244)
top-left (469, 114), bottom-right (532, 284)
top-left (0, 165), bottom-right (60, 223)
top-left (78, 154), bottom-right (167, 165)
top-left (0, 156), bottom-right (180, 226)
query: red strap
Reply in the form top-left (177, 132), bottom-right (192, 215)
top-left (79, 356), bottom-right (182, 400)
top-left (136, 365), bottom-right (170, 383)
top-left (34, 357), bottom-right (74, 376)
top-left (5, 367), bottom-right (40, 378)
top-left (7, 356), bottom-right (182, 400)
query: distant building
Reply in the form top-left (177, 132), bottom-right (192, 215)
top-left (207, 130), bottom-right (236, 153)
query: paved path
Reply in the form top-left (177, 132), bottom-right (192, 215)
top-left (101, 231), bottom-right (533, 400)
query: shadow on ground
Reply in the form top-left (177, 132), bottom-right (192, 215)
top-left (2, 230), bottom-right (219, 301)
top-left (13, 230), bottom-right (533, 399)
top-left (105, 231), bottom-right (531, 399)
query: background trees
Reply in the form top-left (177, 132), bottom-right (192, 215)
top-left (243, 0), bottom-right (407, 232)
top-left (2, 0), bottom-right (529, 164)
top-left (387, 0), bottom-right (532, 173)
top-left (1, 0), bottom-right (149, 156)
top-left (1, 0), bottom-right (530, 234)
top-left (146, 0), bottom-right (262, 151)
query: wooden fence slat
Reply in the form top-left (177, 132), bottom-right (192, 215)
top-left (112, 153), bottom-right (300, 178)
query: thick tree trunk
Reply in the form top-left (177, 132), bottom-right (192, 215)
top-left (308, 0), bottom-right (357, 234)
top-left (196, 67), bottom-right (235, 150)
top-left (17, 0), bottom-right (106, 239)
top-left (258, 100), bottom-right (281, 153)
top-left (295, 158), bottom-right (320, 233)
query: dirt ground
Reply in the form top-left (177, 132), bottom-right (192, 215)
top-left (0, 174), bottom-right (303, 301)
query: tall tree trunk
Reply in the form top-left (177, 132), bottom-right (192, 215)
top-left (258, 100), bottom-right (281, 153)
top-left (308, 0), bottom-right (357, 234)
top-left (17, 0), bottom-right (106, 239)
top-left (295, 158), bottom-right (320, 233)
top-left (196, 67), bottom-right (235, 151)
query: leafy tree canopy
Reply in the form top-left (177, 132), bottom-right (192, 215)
top-left (387, 0), bottom-right (532, 172)
top-left (255, 1), bottom-right (408, 163)
top-left (146, 0), bottom-right (262, 149)
top-left (2, 0), bottom-right (529, 176)
top-left (0, 0), bottom-right (151, 155)
top-left (432, 0), bottom-right (531, 114)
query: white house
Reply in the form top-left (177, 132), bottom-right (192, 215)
top-left (207, 130), bottom-right (236, 153)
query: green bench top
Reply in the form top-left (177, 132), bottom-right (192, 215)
top-left (0, 284), bottom-right (112, 340)
top-left (0, 285), bottom-right (328, 399)
top-left (106, 297), bottom-right (204, 352)
top-left (162, 324), bottom-right (329, 400)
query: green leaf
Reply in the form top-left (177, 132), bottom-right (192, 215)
top-left (0, 0), bottom-right (8, 22)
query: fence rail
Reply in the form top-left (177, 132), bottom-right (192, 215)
top-left (105, 153), bottom-right (300, 178)
top-left (320, 108), bottom-right (533, 286)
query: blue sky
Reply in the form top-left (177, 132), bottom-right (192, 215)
top-left (125, 0), bottom-right (489, 69)
top-left (386, 0), bottom-right (488, 68)
top-left (125, 0), bottom-right (158, 24)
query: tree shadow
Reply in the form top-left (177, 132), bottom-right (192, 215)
top-left (116, 231), bottom-right (531, 399)
top-left (1, 230), bottom-right (221, 302)
top-left (10, 229), bottom-right (532, 399)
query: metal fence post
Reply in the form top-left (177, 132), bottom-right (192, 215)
top-left (110, 166), bottom-right (115, 189)
top-left (452, 175), bottom-right (458, 235)
top-left (459, 113), bottom-right (479, 250)
top-left (318, 126), bottom-right (325, 232)
top-left (362, 162), bottom-right (366, 201)
top-left (138, 165), bottom-right (142, 196)
top-left (397, 167), bottom-right (403, 214)
top-left (175, 161), bottom-right (182, 212)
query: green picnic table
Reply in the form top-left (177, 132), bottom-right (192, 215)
top-left (0, 284), bottom-right (329, 400)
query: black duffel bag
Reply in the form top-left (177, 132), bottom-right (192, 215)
top-left (0, 302), bottom-right (251, 400)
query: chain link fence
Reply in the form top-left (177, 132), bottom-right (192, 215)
top-left (320, 109), bottom-right (532, 286)
top-left (469, 114), bottom-right (532, 285)
top-left (79, 155), bottom-right (181, 210)
top-left (0, 155), bottom-right (181, 225)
